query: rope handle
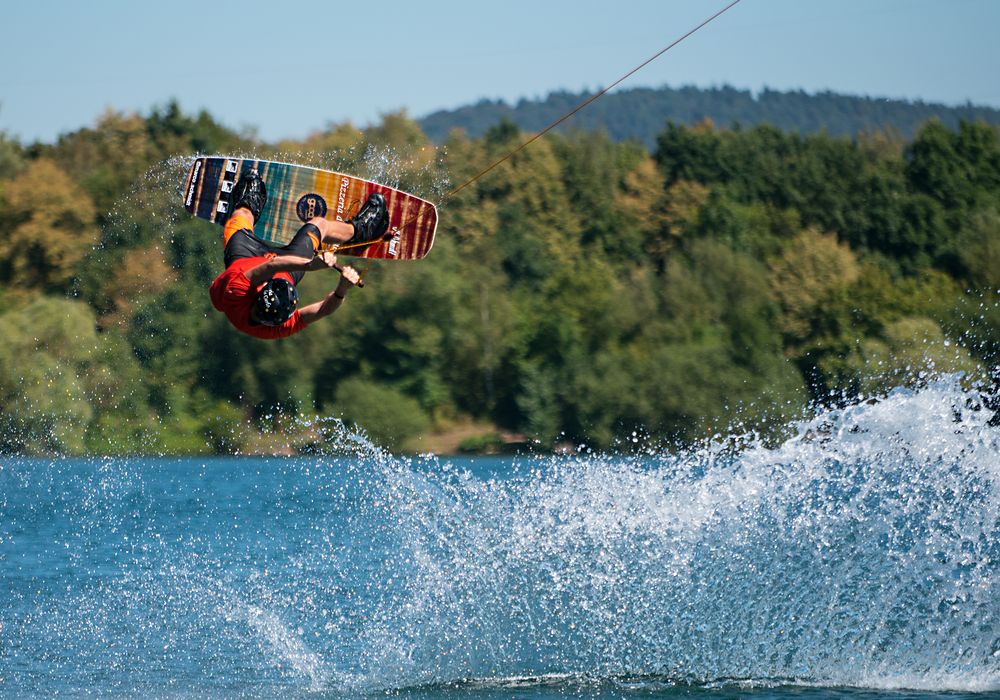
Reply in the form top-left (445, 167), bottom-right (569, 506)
top-left (330, 261), bottom-right (365, 289)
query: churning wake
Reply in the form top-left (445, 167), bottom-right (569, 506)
top-left (337, 375), bottom-right (999, 693)
top-left (2, 376), bottom-right (998, 697)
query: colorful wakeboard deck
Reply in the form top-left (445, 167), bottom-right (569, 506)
top-left (182, 157), bottom-right (437, 260)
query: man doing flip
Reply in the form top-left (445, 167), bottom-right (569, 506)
top-left (209, 169), bottom-right (389, 339)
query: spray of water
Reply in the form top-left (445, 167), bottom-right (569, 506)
top-left (330, 375), bottom-right (999, 693)
top-left (2, 377), bottom-right (998, 695)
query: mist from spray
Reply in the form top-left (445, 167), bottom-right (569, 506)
top-left (332, 375), bottom-right (999, 693)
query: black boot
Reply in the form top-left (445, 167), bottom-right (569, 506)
top-left (347, 193), bottom-right (389, 244)
top-left (230, 169), bottom-right (267, 222)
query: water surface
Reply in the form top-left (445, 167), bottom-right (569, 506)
top-left (2, 379), bottom-right (998, 698)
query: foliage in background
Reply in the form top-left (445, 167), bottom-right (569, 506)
top-left (418, 84), bottom-right (1000, 149)
top-left (0, 99), bottom-right (999, 454)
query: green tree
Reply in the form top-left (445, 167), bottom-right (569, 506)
top-left (333, 375), bottom-right (430, 451)
top-left (0, 158), bottom-right (99, 292)
top-left (0, 130), bottom-right (25, 180)
top-left (769, 228), bottom-right (861, 345)
top-left (0, 297), bottom-right (154, 453)
top-left (614, 156), bottom-right (677, 268)
top-left (958, 208), bottom-right (1000, 290)
top-left (852, 317), bottom-right (980, 396)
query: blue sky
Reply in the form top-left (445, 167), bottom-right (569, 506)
top-left (2, 0), bottom-right (998, 144)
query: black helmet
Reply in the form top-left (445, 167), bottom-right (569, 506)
top-left (253, 278), bottom-right (298, 326)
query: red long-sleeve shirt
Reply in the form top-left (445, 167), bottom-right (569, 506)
top-left (209, 256), bottom-right (305, 339)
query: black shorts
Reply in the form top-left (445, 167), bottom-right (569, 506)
top-left (223, 224), bottom-right (320, 284)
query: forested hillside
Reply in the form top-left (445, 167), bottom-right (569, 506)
top-left (419, 85), bottom-right (1000, 149)
top-left (1, 101), bottom-right (998, 455)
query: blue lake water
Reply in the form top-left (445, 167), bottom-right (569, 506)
top-left (2, 379), bottom-right (999, 699)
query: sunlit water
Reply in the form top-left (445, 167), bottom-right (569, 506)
top-left (2, 377), bottom-right (999, 698)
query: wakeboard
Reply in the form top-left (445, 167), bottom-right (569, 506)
top-left (182, 157), bottom-right (437, 260)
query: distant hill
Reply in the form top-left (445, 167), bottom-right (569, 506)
top-left (418, 85), bottom-right (1000, 149)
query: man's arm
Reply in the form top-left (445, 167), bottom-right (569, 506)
top-left (299, 266), bottom-right (361, 325)
top-left (244, 254), bottom-right (325, 287)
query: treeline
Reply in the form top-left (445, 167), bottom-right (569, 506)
top-left (419, 85), bottom-right (1000, 149)
top-left (0, 102), bottom-right (998, 455)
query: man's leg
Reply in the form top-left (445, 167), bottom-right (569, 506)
top-left (279, 223), bottom-right (325, 284)
top-left (223, 168), bottom-right (265, 248)
top-left (223, 209), bottom-right (256, 247)
top-left (308, 192), bottom-right (390, 246)
top-left (307, 216), bottom-right (354, 246)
